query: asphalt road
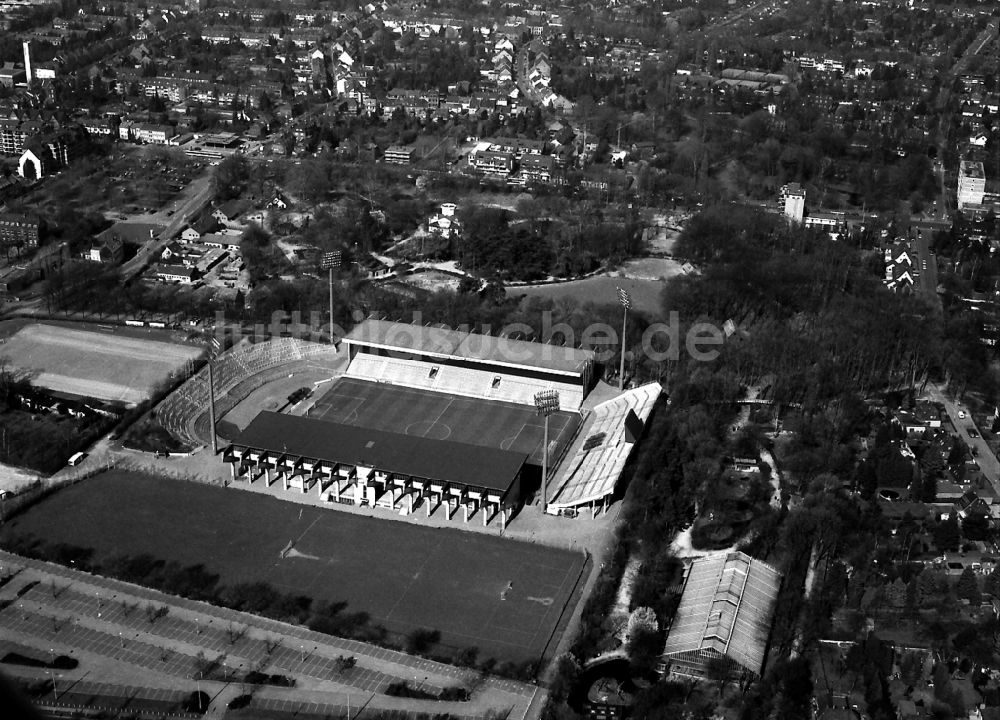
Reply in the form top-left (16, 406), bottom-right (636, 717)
top-left (927, 384), bottom-right (1000, 486)
top-left (120, 171), bottom-right (215, 281)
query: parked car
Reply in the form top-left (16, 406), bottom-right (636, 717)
top-left (969, 427), bottom-right (979, 438)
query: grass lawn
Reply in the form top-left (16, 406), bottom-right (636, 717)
top-left (0, 471), bottom-right (585, 664)
top-left (507, 274), bottom-right (668, 318)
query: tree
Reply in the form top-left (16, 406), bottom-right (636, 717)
top-left (933, 516), bottom-right (961, 552)
top-left (547, 653), bottom-right (580, 706)
top-left (213, 155), bottom-right (249, 201)
top-left (984, 567), bottom-right (1000, 599)
top-left (627, 606), bottom-right (659, 638)
top-left (962, 513), bottom-right (991, 542)
top-left (334, 655), bottom-right (356, 674)
top-left (884, 577), bottom-right (907, 609)
top-left (956, 566), bottom-right (982, 605)
top-left (404, 628), bottom-right (440, 655)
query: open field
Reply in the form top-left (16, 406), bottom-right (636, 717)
top-left (0, 324), bottom-right (203, 405)
top-left (507, 257), bottom-right (683, 317)
top-left (18, 146), bottom-right (202, 221)
top-left (0, 472), bottom-right (586, 664)
top-left (309, 377), bottom-right (579, 466)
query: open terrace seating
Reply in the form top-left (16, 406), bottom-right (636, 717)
top-left (156, 339), bottom-right (339, 448)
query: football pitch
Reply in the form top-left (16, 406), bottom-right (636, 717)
top-left (308, 377), bottom-right (580, 465)
top-left (0, 323), bottom-right (202, 405)
top-left (0, 472), bottom-right (586, 664)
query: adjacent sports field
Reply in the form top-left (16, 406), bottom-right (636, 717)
top-left (309, 377), bottom-right (579, 466)
top-left (0, 472), bottom-right (585, 664)
top-left (0, 324), bottom-right (203, 404)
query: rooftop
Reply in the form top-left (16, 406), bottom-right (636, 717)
top-left (662, 551), bottom-right (781, 677)
top-left (961, 160), bottom-right (985, 179)
top-left (343, 319), bottom-right (595, 375)
top-left (230, 411), bottom-right (527, 492)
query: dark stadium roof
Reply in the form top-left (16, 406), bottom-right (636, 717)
top-left (231, 411), bottom-right (527, 492)
top-left (343, 319), bottom-right (594, 375)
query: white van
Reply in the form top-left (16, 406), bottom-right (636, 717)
top-left (68, 452), bottom-right (88, 466)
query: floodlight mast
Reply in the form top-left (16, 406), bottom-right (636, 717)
top-left (208, 337), bottom-right (221, 454)
top-left (534, 389), bottom-right (560, 515)
top-left (321, 251), bottom-right (342, 345)
top-left (617, 287), bottom-right (631, 390)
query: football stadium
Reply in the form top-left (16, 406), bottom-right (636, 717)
top-left (224, 319), bottom-right (663, 527)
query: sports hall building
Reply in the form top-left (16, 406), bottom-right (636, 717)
top-left (660, 551), bottom-right (781, 679)
top-left (225, 320), bottom-right (662, 526)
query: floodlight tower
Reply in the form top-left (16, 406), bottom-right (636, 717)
top-left (321, 251), bottom-right (342, 344)
top-left (534, 389), bottom-right (560, 515)
top-left (208, 337), bottom-right (221, 454)
top-left (616, 287), bottom-right (631, 390)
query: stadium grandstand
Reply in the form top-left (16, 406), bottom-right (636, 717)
top-left (226, 412), bottom-right (528, 528)
top-left (216, 320), bottom-right (662, 527)
top-left (545, 383), bottom-right (661, 515)
top-left (157, 338), bottom-right (339, 447)
top-left (341, 319), bottom-right (595, 412)
top-left (659, 551), bottom-right (781, 679)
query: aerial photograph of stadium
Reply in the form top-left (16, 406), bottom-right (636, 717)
top-left (5, 0), bottom-right (993, 717)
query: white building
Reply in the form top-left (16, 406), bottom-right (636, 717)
top-left (782, 183), bottom-right (805, 223)
top-left (958, 160), bottom-right (986, 209)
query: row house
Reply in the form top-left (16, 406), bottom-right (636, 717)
top-left (385, 88), bottom-right (440, 114)
top-left (244, 82), bottom-right (284, 108)
top-left (470, 147), bottom-right (514, 177)
top-left (516, 153), bottom-right (556, 185)
top-left (884, 242), bottom-right (918, 293)
top-left (79, 117), bottom-right (116, 138)
top-left (119, 121), bottom-right (175, 144)
top-left (796, 56), bottom-right (845, 73)
top-left (287, 28), bottom-right (324, 48)
top-left (480, 136), bottom-right (546, 158)
top-left (0, 211), bottom-right (40, 249)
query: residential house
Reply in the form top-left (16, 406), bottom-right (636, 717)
top-left (154, 263), bottom-right (197, 284)
top-left (517, 153), bottom-right (555, 185)
top-left (181, 215), bottom-right (220, 242)
top-left (161, 241), bottom-right (184, 261)
top-left (884, 242), bottom-right (918, 292)
top-left (200, 233), bottom-right (241, 251)
top-left (955, 490), bottom-right (991, 520)
top-left (470, 147), bottom-right (514, 177)
top-left (82, 235), bottom-right (124, 264)
top-left (212, 201), bottom-right (246, 228)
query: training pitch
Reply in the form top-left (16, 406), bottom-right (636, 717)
top-left (0, 472), bottom-right (586, 664)
top-left (0, 324), bottom-right (202, 405)
top-left (308, 377), bottom-right (579, 466)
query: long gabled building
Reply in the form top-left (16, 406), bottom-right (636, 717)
top-left (660, 551), bottom-right (781, 679)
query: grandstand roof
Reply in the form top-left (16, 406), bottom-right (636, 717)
top-left (343, 319), bottom-right (595, 375)
top-left (230, 411), bottom-right (527, 493)
top-left (661, 551), bottom-right (781, 677)
top-left (547, 383), bottom-right (661, 510)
